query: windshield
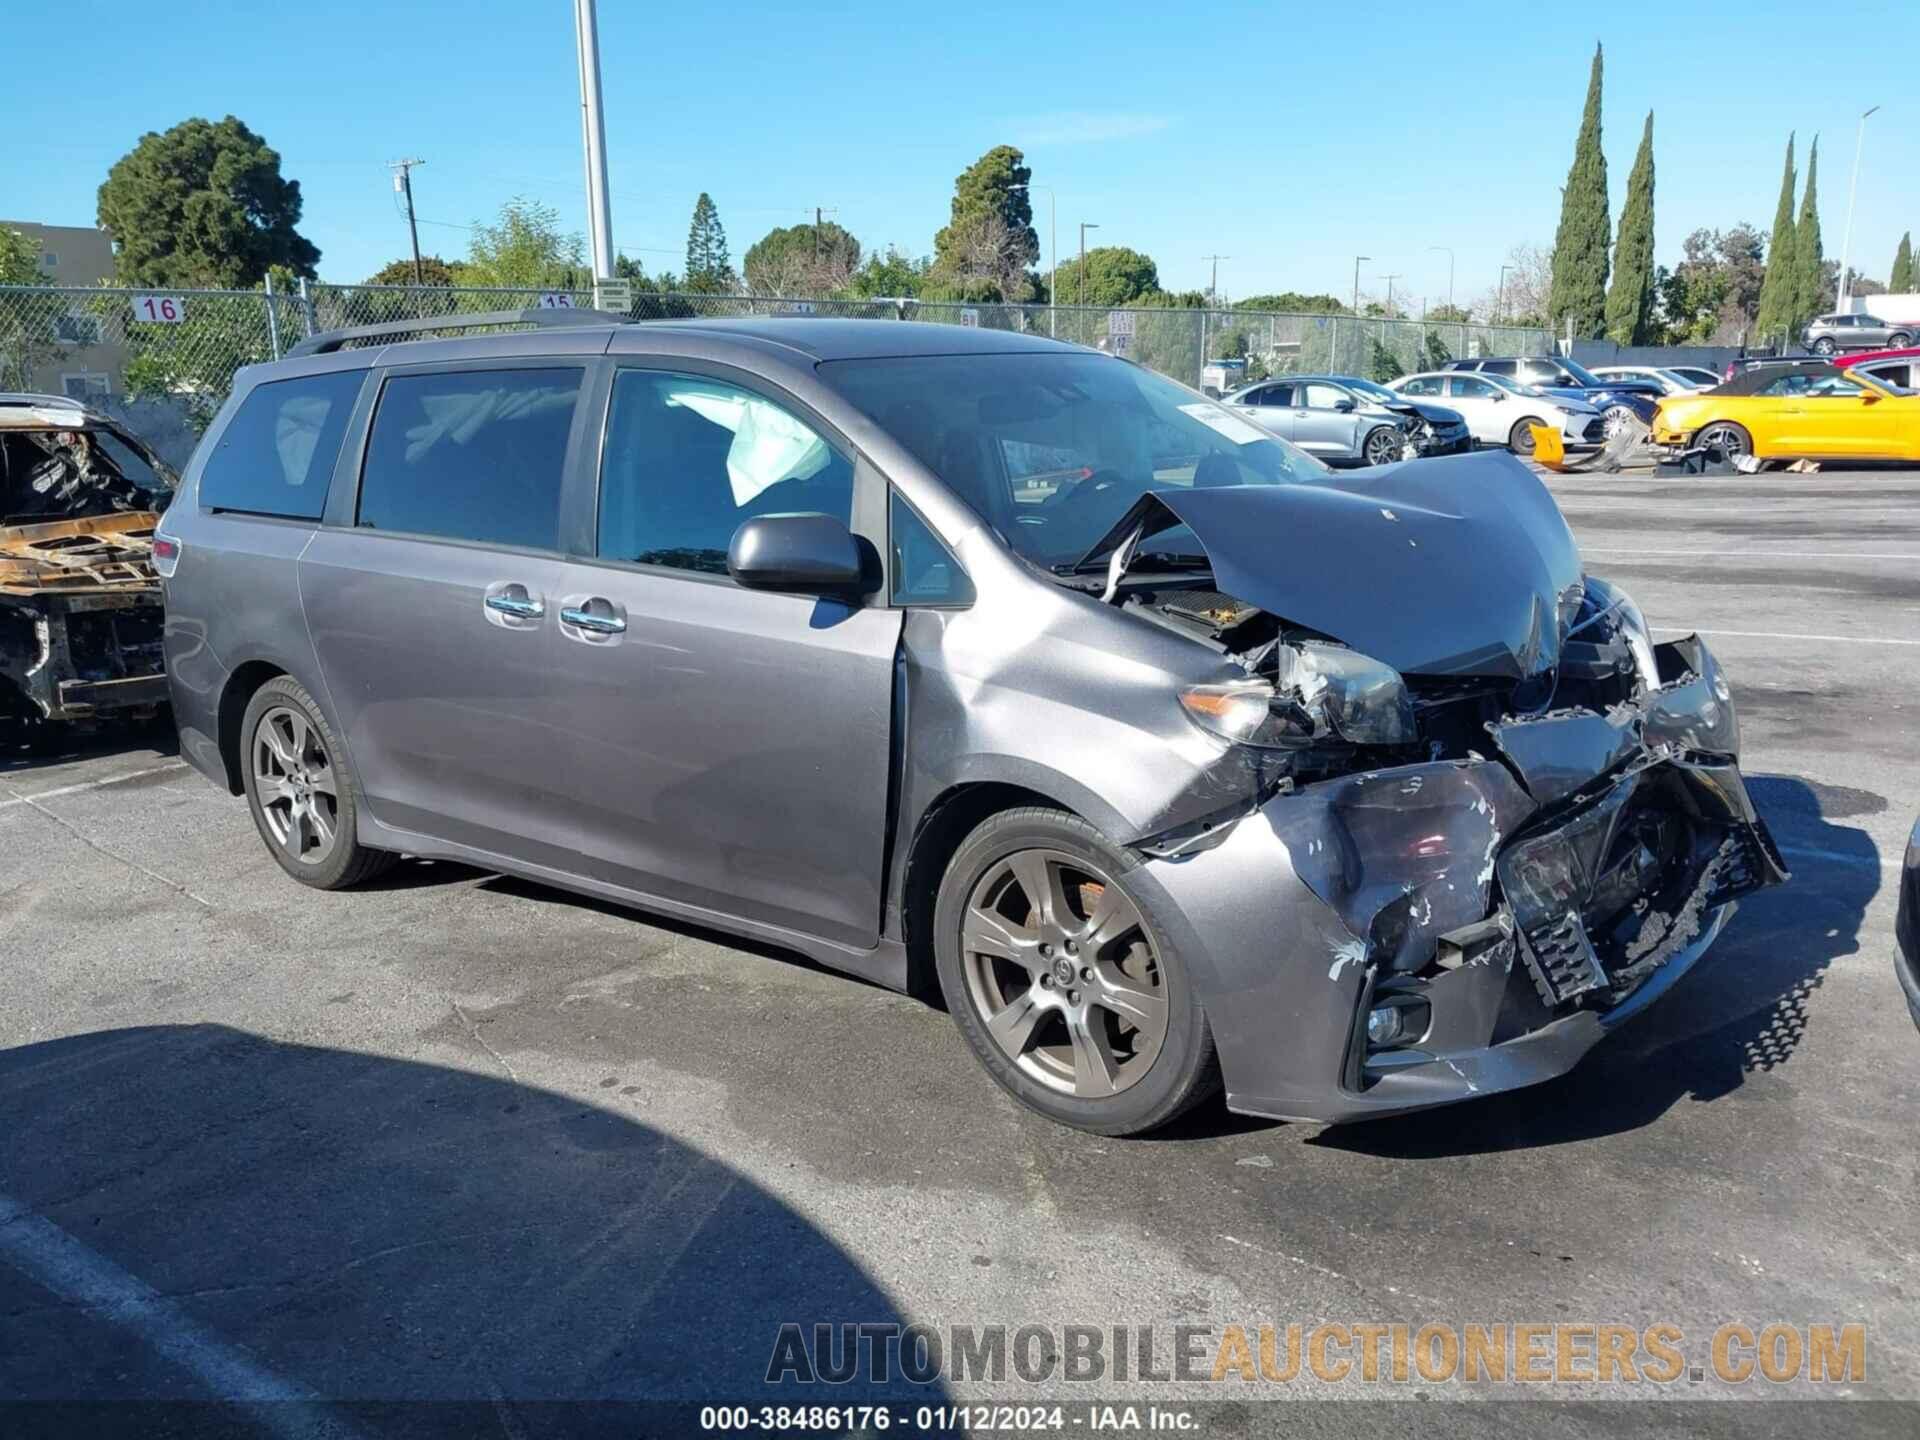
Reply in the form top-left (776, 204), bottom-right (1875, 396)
top-left (1340, 377), bottom-right (1405, 404)
top-left (1556, 358), bottom-right (1606, 387)
top-left (822, 352), bottom-right (1330, 571)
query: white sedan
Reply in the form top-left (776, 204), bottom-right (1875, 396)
top-left (1387, 371), bottom-right (1603, 456)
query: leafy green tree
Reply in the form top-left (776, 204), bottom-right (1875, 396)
top-left (684, 193), bottom-right (734, 293)
top-left (461, 198), bottom-right (584, 288)
top-left (742, 220), bottom-right (860, 295)
top-left (1547, 45), bottom-right (1611, 339)
top-left (96, 116), bottom-right (319, 287)
top-left (846, 247), bottom-right (930, 299)
top-left (1235, 292), bottom-right (1345, 314)
top-left (1423, 329), bottom-right (1453, 368)
top-left (365, 256), bottom-right (457, 286)
top-left (0, 226), bottom-right (42, 283)
top-left (1368, 337), bottom-right (1402, 383)
top-left (1891, 233), bottom-right (1914, 294)
top-left (1654, 225), bottom-right (1765, 344)
top-left (929, 146), bottom-right (1038, 302)
top-left (1050, 246), bottom-right (1160, 307)
top-left (1604, 112), bottom-right (1657, 344)
top-left (1755, 135), bottom-right (1798, 342)
top-left (1424, 303), bottom-right (1472, 323)
top-left (1793, 138), bottom-right (1826, 326)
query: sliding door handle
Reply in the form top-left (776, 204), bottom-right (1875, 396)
top-left (561, 604), bottom-right (626, 635)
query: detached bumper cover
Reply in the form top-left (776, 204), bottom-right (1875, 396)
top-left (1134, 634), bottom-right (1786, 1123)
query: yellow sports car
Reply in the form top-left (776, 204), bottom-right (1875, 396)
top-left (1650, 363), bottom-right (1920, 462)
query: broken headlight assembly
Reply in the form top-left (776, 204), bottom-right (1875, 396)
top-left (1565, 576), bottom-right (1660, 693)
top-left (1179, 642), bottom-right (1417, 749)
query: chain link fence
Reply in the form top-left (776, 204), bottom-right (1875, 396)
top-left (1, 280), bottom-right (1552, 464)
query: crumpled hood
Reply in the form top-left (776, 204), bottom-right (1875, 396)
top-left (1096, 452), bottom-right (1583, 678)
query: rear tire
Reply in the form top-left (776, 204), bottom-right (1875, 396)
top-left (1508, 417), bottom-right (1548, 455)
top-left (240, 676), bottom-right (394, 890)
top-left (933, 807), bottom-right (1220, 1136)
top-left (1812, 337), bottom-right (1836, 356)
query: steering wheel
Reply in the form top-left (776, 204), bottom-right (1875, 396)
top-left (1036, 467), bottom-right (1133, 516)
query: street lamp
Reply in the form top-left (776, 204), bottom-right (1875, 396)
top-left (1837, 104), bottom-right (1881, 314)
top-left (1428, 246), bottom-right (1454, 313)
top-left (1351, 255), bottom-right (1370, 314)
top-left (1010, 182), bottom-right (1056, 337)
top-left (1079, 222), bottom-right (1100, 308)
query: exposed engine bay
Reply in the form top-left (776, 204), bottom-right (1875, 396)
top-left (0, 408), bottom-right (173, 745)
top-left (1070, 464), bottom-right (1786, 1113)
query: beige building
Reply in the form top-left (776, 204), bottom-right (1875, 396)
top-left (1, 220), bottom-right (127, 402)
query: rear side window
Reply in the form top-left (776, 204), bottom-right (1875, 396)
top-left (357, 367), bottom-right (582, 550)
top-left (199, 370), bottom-right (365, 518)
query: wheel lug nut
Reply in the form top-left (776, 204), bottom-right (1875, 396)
top-left (1039, 943), bottom-right (1052, 957)
top-left (1064, 939), bottom-right (1077, 954)
top-left (1080, 966), bottom-right (1092, 981)
top-left (1040, 975), bottom-right (1053, 989)
top-left (1068, 990), bottom-right (1081, 1005)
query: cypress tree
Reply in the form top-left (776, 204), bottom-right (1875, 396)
top-left (1891, 232), bottom-right (1913, 294)
top-left (1547, 44), bottom-right (1611, 340)
top-left (1604, 112), bottom-right (1657, 344)
top-left (1794, 137), bottom-right (1825, 326)
top-left (1754, 135), bottom-right (1798, 343)
top-left (685, 193), bottom-right (733, 292)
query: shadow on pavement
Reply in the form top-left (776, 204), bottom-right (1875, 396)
top-left (0, 1024), bottom-right (940, 1429)
top-left (1313, 774), bottom-right (1877, 1157)
top-left (0, 712), bottom-right (178, 776)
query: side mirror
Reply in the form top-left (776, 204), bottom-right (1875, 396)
top-left (1488, 390), bottom-right (1506, 402)
top-left (728, 513), bottom-right (871, 596)
top-left (1332, 398), bottom-right (1356, 413)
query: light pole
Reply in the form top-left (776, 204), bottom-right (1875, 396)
top-left (1498, 263), bottom-right (1515, 323)
top-left (1837, 104), bottom-right (1881, 314)
top-left (1428, 246), bottom-right (1454, 314)
top-left (1352, 255), bottom-right (1370, 314)
top-left (1079, 222), bottom-right (1100, 309)
top-left (1011, 183), bottom-right (1056, 336)
top-left (572, 0), bottom-right (615, 282)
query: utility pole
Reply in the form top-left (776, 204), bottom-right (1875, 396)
top-left (1837, 104), bottom-right (1880, 314)
top-left (1352, 255), bottom-right (1370, 314)
top-left (390, 159), bottom-right (425, 284)
top-left (810, 206), bottom-right (839, 267)
top-left (1201, 254), bottom-right (1232, 303)
top-left (1382, 273), bottom-right (1402, 317)
top-left (1079, 222), bottom-right (1100, 308)
top-left (1498, 263), bottom-right (1515, 323)
top-left (573, 0), bottom-right (615, 281)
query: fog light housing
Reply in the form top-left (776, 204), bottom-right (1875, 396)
top-left (1364, 994), bottom-right (1431, 1052)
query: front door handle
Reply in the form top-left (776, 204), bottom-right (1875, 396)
top-left (561, 604), bottom-right (626, 635)
top-left (485, 591), bottom-right (545, 619)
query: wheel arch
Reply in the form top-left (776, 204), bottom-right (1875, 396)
top-left (215, 660), bottom-right (291, 794)
top-left (899, 780), bottom-right (1090, 1004)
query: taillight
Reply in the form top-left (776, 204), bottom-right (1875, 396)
top-left (152, 535), bottom-right (181, 578)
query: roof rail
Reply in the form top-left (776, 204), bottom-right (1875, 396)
top-left (285, 306), bottom-right (631, 358)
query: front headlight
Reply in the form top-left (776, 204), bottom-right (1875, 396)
top-left (1567, 576), bottom-right (1660, 692)
top-left (1180, 643), bottom-right (1417, 749)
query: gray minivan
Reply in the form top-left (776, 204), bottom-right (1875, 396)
top-left (157, 310), bottom-right (1783, 1135)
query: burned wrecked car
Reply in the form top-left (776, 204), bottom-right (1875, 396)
top-left (1, 395), bottom-right (173, 750)
top-left (159, 316), bottom-right (1783, 1136)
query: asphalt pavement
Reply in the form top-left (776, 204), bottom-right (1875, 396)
top-left (1, 465), bottom-right (1915, 1435)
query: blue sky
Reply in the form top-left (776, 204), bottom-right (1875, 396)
top-left (4, 0), bottom-right (1916, 308)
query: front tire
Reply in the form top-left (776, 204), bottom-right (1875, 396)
top-left (933, 807), bottom-right (1220, 1136)
top-left (241, 676), bottom-right (394, 890)
top-left (1601, 404), bottom-right (1637, 439)
top-left (1812, 337), bottom-right (1836, 356)
top-left (1890, 332), bottom-right (1912, 347)
top-left (1361, 426), bottom-right (1402, 467)
top-left (1693, 421), bottom-right (1753, 459)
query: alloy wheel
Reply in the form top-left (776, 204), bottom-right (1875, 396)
top-left (1696, 423), bottom-right (1749, 457)
top-left (1363, 428), bottom-right (1402, 466)
top-left (252, 705), bottom-right (340, 866)
top-left (1601, 405), bottom-right (1635, 439)
top-left (959, 849), bottom-right (1168, 1099)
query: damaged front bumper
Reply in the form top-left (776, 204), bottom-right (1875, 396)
top-left (1129, 634), bottom-right (1787, 1124)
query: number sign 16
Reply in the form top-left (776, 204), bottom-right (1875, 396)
top-left (134, 296), bottom-right (186, 324)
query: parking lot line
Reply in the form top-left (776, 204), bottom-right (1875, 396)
top-left (1585, 547), bottom-right (1920, 561)
top-left (0, 761), bottom-right (189, 809)
top-left (1657, 626), bottom-right (1920, 648)
top-left (0, 1193), bottom-right (364, 1437)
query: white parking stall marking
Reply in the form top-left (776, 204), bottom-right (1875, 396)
top-left (0, 1193), bottom-right (365, 1437)
top-left (0, 761), bottom-right (189, 808)
top-left (1655, 626), bottom-right (1920, 648)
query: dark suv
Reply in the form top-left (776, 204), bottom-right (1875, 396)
top-left (156, 310), bottom-right (1783, 1135)
top-left (1445, 356), bottom-right (1661, 436)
